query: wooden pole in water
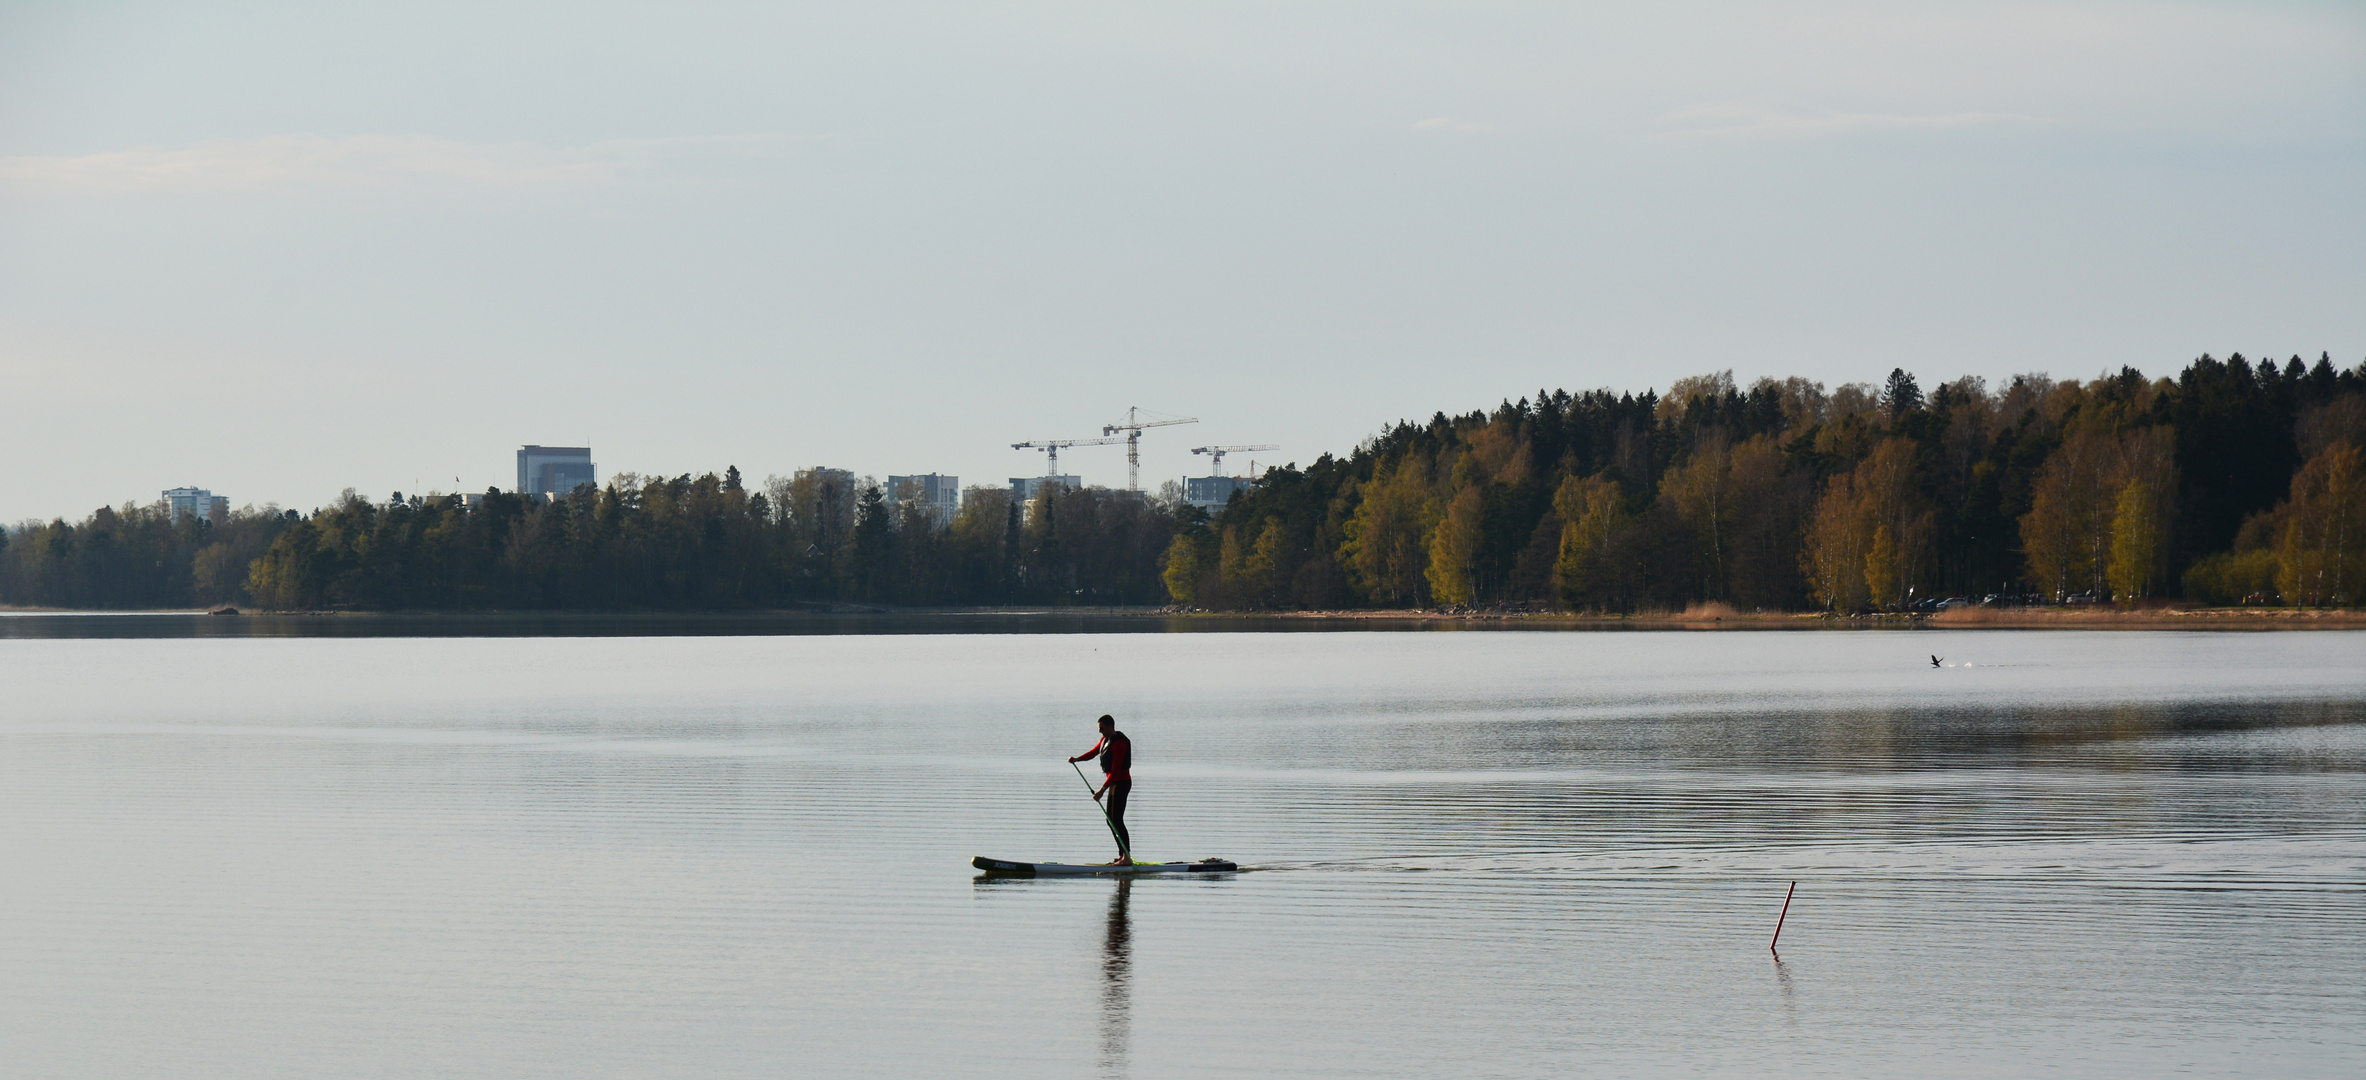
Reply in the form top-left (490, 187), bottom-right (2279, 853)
top-left (1770, 881), bottom-right (1796, 953)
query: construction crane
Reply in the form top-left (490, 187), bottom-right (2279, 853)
top-left (1102, 407), bottom-right (1199, 492)
top-left (1191, 445), bottom-right (1279, 476)
top-left (1010, 435), bottom-right (1123, 478)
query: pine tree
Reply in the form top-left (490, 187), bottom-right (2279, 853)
top-left (1881, 368), bottom-right (1924, 423)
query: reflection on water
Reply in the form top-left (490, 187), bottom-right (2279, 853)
top-left (0, 630), bottom-right (2360, 1078)
top-left (1101, 880), bottom-right (1131, 1078)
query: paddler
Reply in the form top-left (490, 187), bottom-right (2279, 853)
top-left (1067, 714), bottom-right (1133, 863)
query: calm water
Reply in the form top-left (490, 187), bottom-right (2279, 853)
top-left (1, 629), bottom-right (2360, 1078)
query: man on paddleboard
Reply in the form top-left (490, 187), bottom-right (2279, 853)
top-left (1068, 714), bottom-right (1132, 863)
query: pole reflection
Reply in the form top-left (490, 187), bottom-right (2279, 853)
top-left (1099, 878), bottom-right (1132, 1078)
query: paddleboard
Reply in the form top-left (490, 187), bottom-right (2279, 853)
top-left (973, 856), bottom-right (1237, 876)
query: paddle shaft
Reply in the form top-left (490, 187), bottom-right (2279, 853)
top-left (1071, 759), bottom-right (1130, 860)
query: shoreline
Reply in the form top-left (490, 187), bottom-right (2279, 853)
top-left (1249, 603), bottom-right (2366, 630)
top-left (4, 604), bottom-right (2363, 631)
top-left (1240, 606), bottom-right (2366, 629)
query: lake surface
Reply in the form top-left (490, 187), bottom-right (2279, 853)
top-left (2, 629), bottom-right (2360, 1078)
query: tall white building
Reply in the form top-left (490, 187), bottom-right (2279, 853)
top-left (886, 474), bottom-right (960, 524)
top-left (1009, 475), bottom-right (1082, 502)
top-left (517, 446), bottom-right (596, 497)
top-left (163, 486), bottom-right (229, 525)
top-left (1185, 475), bottom-right (1256, 509)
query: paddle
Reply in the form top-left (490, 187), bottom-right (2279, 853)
top-left (1071, 759), bottom-right (1132, 863)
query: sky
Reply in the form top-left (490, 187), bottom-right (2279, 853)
top-left (2, 1), bottom-right (2360, 523)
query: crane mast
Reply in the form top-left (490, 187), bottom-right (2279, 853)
top-left (1102, 407), bottom-right (1199, 492)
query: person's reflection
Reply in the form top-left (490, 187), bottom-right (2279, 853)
top-left (1099, 878), bottom-right (1132, 1077)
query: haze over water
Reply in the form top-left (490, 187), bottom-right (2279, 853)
top-left (2, 627), bottom-right (2360, 1077)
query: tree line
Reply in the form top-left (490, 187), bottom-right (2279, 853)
top-left (4, 353), bottom-right (2361, 612)
top-left (224, 467), bottom-right (1181, 610)
top-left (1176, 352), bottom-right (2365, 612)
top-left (0, 502), bottom-right (294, 610)
top-left (1, 467), bottom-right (1173, 611)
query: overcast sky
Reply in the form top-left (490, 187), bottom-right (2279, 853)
top-left (2, 1), bottom-right (2360, 523)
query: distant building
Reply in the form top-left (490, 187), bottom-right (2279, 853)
top-left (1009, 475), bottom-right (1082, 502)
top-left (887, 474), bottom-right (960, 524)
top-left (163, 486), bottom-right (229, 525)
top-left (776, 468), bottom-right (857, 537)
top-left (1185, 475), bottom-right (1256, 509)
top-left (517, 445), bottom-right (596, 497)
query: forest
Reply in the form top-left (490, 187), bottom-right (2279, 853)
top-left (3, 353), bottom-right (2361, 613)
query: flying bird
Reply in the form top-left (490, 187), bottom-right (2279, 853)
top-left (1931, 655), bottom-right (1943, 668)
